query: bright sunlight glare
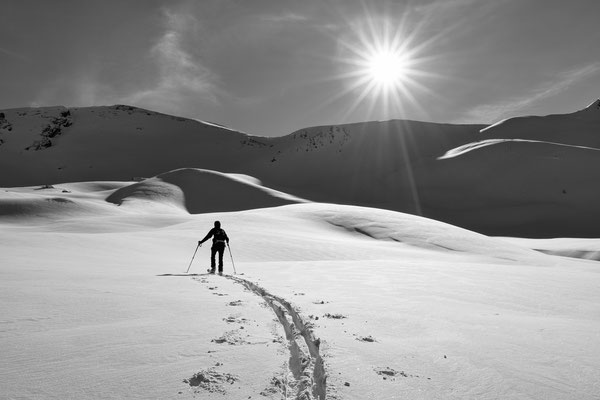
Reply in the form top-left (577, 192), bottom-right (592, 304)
top-left (367, 50), bottom-right (409, 86)
top-left (325, 8), bottom-right (446, 217)
top-left (328, 8), bottom-right (444, 123)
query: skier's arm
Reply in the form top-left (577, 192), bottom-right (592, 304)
top-left (198, 229), bottom-right (214, 245)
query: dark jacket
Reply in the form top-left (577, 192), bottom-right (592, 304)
top-left (200, 228), bottom-right (229, 246)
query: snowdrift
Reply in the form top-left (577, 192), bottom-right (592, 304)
top-left (501, 237), bottom-right (600, 262)
top-left (106, 168), bottom-right (305, 213)
top-left (0, 186), bottom-right (119, 221)
top-left (289, 203), bottom-right (546, 264)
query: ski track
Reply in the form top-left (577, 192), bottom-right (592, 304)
top-left (199, 273), bottom-right (328, 399)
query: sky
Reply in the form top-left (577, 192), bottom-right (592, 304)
top-left (1, 0), bottom-right (599, 137)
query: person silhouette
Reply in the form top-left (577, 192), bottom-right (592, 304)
top-left (198, 221), bottom-right (230, 274)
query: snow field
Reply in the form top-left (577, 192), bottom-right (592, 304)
top-left (2, 182), bottom-right (600, 399)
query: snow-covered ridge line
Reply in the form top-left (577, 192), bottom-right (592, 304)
top-left (480, 98), bottom-right (600, 133)
top-left (230, 275), bottom-right (327, 400)
top-left (2, 99), bottom-right (600, 237)
top-left (439, 138), bottom-right (600, 160)
top-left (191, 118), bottom-right (242, 133)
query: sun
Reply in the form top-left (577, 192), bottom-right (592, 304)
top-left (328, 11), bottom-right (440, 121)
top-left (366, 50), bottom-right (410, 87)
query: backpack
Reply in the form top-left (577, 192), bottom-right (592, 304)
top-left (214, 228), bottom-right (227, 241)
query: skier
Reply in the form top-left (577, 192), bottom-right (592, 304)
top-left (198, 221), bottom-right (230, 274)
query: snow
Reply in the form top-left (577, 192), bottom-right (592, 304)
top-left (500, 237), bottom-right (600, 262)
top-left (105, 168), bottom-right (307, 213)
top-left (479, 98), bottom-right (600, 146)
top-left (3, 102), bottom-right (600, 237)
top-left (2, 100), bottom-right (600, 398)
top-left (2, 176), bottom-right (600, 399)
top-left (439, 138), bottom-right (600, 159)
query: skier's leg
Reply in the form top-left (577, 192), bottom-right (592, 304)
top-left (218, 244), bottom-right (225, 272)
top-left (210, 246), bottom-right (217, 271)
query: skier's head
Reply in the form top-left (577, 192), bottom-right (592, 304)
top-left (214, 221), bottom-right (221, 228)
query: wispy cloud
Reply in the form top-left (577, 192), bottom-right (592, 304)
top-left (123, 9), bottom-right (220, 111)
top-left (29, 8), bottom-right (220, 111)
top-left (460, 63), bottom-right (600, 123)
top-left (0, 47), bottom-right (26, 60)
top-left (413, 0), bottom-right (489, 13)
top-left (259, 12), bottom-right (308, 23)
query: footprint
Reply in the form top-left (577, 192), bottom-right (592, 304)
top-left (356, 335), bottom-right (376, 342)
top-left (223, 316), bottom-right (248, 324)
top-left (211, 330), bottom-right (247, 346)
top-left (375, 367), bottom-right (418, 380)
top-left (183, 368), bottom-right (238, 394)
top-left (323, 313), bottom-right (347, 319)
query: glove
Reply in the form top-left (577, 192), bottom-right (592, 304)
top-left (198, 241), bottom-right (202, 247)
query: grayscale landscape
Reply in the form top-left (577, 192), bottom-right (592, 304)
top-left (2, 1), bottom-right (599, 399)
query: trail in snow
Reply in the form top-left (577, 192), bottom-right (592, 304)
top-left (229, 275), bottom-right (327, 400)
top-left (196, 273), bottom-right (328, 399)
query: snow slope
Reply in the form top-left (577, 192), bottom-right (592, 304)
top-left (434, 99), bottom-right (600, 237)
top-left (2, 173), bottom-right (600, 399)
top-left (479, 99), bottom-right (600, 147)
top-left (0, 105), bottom-right (483, 218)
top-left (0, 105), bottom-right (251, 186)
top-left (106, 168), bottom-right (306, 214)
top-left (2, 101), bottom-right (599, 237)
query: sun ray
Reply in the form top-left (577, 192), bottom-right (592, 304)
top-left (328, 11), bottom-right (431, 120)
top-left (298, 3), bottom-right (458, 127)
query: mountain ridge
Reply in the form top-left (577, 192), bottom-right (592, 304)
top-left (2, 100), bottom-right (599, 237)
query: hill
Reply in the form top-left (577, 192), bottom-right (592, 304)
top-left (1, 101), bottom-right (599, 237)
top-left (0, 105), bottom-right (252, 185)
top-left (434, 99), bottom-right (600, 237)
top-left (106, 168), bottom-right (306, 213)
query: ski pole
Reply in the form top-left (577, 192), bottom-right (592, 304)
top-left (185, 243), bottom-right (200, 274)
top-left (227, 244), bottom-right (237, 275)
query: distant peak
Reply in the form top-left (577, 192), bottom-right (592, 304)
top-left (586, 98), bottom-right (600, 110)
top-left (573, 98), bottom-right (600, 119)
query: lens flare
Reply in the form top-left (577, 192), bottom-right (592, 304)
top-left (367, 50), bottom-right (409, 87)
top-left (322, 7), bottom-right (446, 123)
top-left (313, 7), bottom-right (449, 217)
